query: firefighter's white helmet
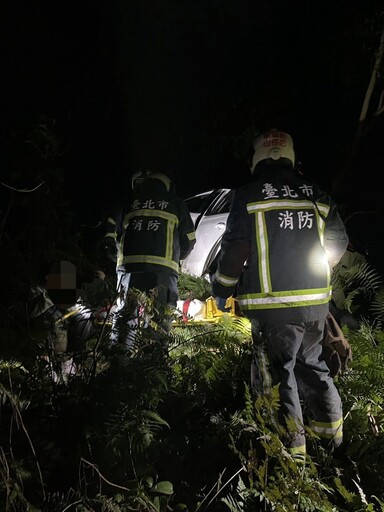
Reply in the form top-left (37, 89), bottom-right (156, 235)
top-left (131, 170), bottom-right (172, 192)
top-left (250, 129), bottom-right (295, 174)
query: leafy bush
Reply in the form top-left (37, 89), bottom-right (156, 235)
top-left (1, 288), bottom-right (384, 511)
top-left (1, 120), bottom-right (384, 510)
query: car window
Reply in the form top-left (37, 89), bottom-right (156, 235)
top-left (205, 190), bottom-right (233, 215)
top-left (184, 190), bottom-right (223, 214)
top-left (184, 191), bottom-right (213, 214)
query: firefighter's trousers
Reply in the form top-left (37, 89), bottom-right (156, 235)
top-left (250, 318), bottom-right (343, 459)
top-left (111, 269), bottom-right (178, 348)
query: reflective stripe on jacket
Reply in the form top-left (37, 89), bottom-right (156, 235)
top-left (104, 216), bottom-right (117, 242)
top-left (115, 181), bottom-right (196, 276)
top-left (212, 166), bottom-right (349, 323)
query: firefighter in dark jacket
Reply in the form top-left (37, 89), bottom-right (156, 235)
top-left (211, 129), bottom-right (349, 460)
top-left (109, 170), bottom-right (196, 347)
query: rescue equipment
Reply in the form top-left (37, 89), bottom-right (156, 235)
top-left (175, 296), bottom-right (240, 324)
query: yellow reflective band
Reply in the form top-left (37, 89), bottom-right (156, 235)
top-left (288, 444), bottom-right (306, 461)
top-left (310, 418), bottom-right (343, 439)
top-left (248, 199), bottom-right (316, 212)
top-left (166, 219), bottom-right (176, 261)
top-left (315, 202), bottom-right (331, 217)
top-left (187, 232), bottom-right (196, 240)
top-left (216, 272), bottom-right (238, 287)
top-left (247, 199), bottom-right (330, 216)
top-left (239, 288), bottom-right (332, 309)
top-left (121, 255), bottom-right (180, 273)
top-left (240, 291), bottom-right (331, 303)
top-left (255, 211), bottom-right (271, 293)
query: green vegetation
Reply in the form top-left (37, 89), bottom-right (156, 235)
top-left (2, 118), bottom-right (384, 511)
top-left (1, 269), bottom-right (384, 511)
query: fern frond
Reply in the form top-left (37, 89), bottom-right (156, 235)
top-left (178, 273), bottom-right (212, 301)
top-left (370, 286), bottom-right (384, 322)
top-left (333, 261), bottom-right (382, 293)
top-left (243, 383), bottom-right (254, 423)
top-left (231, 317), bottom-right (252, 336)
top-left (350, 263), bottom-right (383, 292)
top-left (221, 492), bottom-right (245, 512)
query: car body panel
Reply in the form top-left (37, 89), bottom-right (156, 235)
top-left (181, 188), bottom-right (232, 277)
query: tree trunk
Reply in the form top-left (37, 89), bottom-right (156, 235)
top-left (332, 22), bottom-right (384, 204)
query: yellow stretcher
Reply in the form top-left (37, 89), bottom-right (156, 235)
top-left (173, 296), bottom-right (241, 325)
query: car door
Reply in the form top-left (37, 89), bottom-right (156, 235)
top-left (181, 189), bottom-right (232, 277)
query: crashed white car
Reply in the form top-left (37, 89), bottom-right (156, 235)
top-left (181, 188), bottom-right (233, 278)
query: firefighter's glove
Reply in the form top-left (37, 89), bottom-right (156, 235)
top-left (215, 296), bottom-right (230, 312)
top-left (321, 312), bottom-right (352, 378)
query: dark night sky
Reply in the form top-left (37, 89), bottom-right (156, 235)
top-left (1, 1), bottom-right (383, 218)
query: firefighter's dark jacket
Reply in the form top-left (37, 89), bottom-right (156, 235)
top-left (109, 180), bottom-right (196, 276)
top-left (212, 163), bottom-right (349, 323)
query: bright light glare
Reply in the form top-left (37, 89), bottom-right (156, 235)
top-left (308, 246), bottom-right (329, 276)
